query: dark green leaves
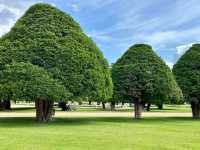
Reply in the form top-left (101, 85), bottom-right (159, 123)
top-left (0, 62), bottom-right (71, 101)
top-left (112, 44), bottom-right (182, 103)
top-left (0, 3), bottom-right (112, 101)
top-left (173, 44), bottom-right (200, 103)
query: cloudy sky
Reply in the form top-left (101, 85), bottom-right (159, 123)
top-left (0, 0), bottom-right (200, 68)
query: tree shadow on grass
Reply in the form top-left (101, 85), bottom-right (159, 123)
top-left (0, 116), bottom-right (197, 128)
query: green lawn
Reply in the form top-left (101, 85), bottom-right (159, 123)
top-left (0, 117), bottom-right (199, 150)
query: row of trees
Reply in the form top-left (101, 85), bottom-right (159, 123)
top-left (111, 43), bottom-right (200, 119)
top-left (0, 3), bottom-right (199, 121)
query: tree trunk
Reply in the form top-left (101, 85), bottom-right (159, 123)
top-left (110, 101), bottom-right (115, 111)
top-left (146, 103), bottom-right (151, 112)
top-left (102, 102), bottom-right (106, 109)
top-left (134, 98), bottom-right (142, 119)
top-left (88, 101), bottom-right (92, 105)
top-left (35, 99), bottom-right (54, 122)
top-left (157, 104), bottom-right (163, 109)
top-left (142, 103), bottom-right (146, 109)
top-left (0, 100), bottom-right (11, 110)
top-left (4, 100), bottom-right (11, 110)
top-left (58, 102), bottom-right (67, 111)
top-left (191, 101), bottom-right (200, 119)
top-left (0, 100), bottom-right (5, 110)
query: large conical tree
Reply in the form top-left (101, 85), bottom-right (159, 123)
top-left (112, 44), bottom-right (182, 119)
top-left (173, 44), bottom-right (200, 119)
top-left (0, 3), bottom-right (112, 121)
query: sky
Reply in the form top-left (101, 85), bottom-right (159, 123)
top-left (0, 0), bottom-right (200, 68)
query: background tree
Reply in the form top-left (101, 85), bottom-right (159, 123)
top-left (0, 62), bottom-right (70, 122)
top-left (173, 44), bottom-right (200, 119)
top-left (112, 44), bottom-right (182, 119)
top-left (0, 4), bottom-right (112, 117)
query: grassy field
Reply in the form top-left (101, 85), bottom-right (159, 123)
top-left (0, 104), bottom-right (199, 150)
top-left (0, 116), bottom-right (200, 150)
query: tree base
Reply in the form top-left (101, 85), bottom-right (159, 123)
top-left (134, 99), bottom-right (142, 119)
top-left (191, 101), bottom-right (200, 119)
top-left (58, 102), bottom-right (67, 111)
top-left (157, 104), bottom-right (163, 110)
top-left (35, 100), bottom-right (54, 122)
top-left (110, 101), bottom-right (115, 111)
top-left (146, 103), bottom-right (151, 111)
top-left (102, 102), bottom-right (106, 109)
top-left (88, 101), bottom-right (92, 105)
top-left (0, 100), bottom-right (11, 110)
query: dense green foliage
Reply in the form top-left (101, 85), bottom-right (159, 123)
top-left (173, 44), bottom-right (200, 103)
top-left (0, 62), bottom-right (70, 101)
top-left (0, 3), bottom-right (112, 101)
top-left (112, 44), bottom-right (182, 104)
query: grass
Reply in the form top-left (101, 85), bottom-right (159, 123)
top-left (0, 116), bottom-right (200, 150)
top-left (0, 105), bottom-right (197, 150)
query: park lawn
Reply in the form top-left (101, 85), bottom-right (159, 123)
top-left (0, 117), bottom-right (199, 150)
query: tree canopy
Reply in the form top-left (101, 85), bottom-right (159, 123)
top-left (173, 44), bottom-right (200, 118)
top-left (112, 44), bottom-right (182, 118)
top-left (173, 44), bottom-right (200, 103)
top-left (0, 62), bottom-right (70, 102)
top-left (0, 3), bottom-right (112, 101)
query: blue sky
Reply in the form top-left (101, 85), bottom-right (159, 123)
top-left (0, 0), bottom-right (200, 68)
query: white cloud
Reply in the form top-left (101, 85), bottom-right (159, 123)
top-left (144, 31), bottom-right (178, 46)
top-left (166, 61), bottom-right (174, 69)
top-left (176, 43), bottom-right (194, 56)
top-left (87, 30), bottom-right (112, 41)
top-left (71, 4), bottom-right (80, 12)
top-left (0, 0), bottom-right (39, 37)
top-left (174, 42), bottom-right (200, 62)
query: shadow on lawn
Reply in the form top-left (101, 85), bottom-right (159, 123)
top-left (0, 116), bottom-right (196, 128)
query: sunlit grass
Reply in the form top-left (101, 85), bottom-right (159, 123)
top-left (0, 117), bottom-right (199, 150)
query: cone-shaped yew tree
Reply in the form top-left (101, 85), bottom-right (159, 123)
top-left (0, 4), bottom-right (112, 121)
top-left (112, 44), bottom-right (182, 119)
top-left (173, 44), bottom-right (200, 119)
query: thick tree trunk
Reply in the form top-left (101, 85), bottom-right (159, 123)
top-left (157, 104), bottom-right (163, 109)
top-left (58, 102), bottom-right (67, 111)
top-left (35, 99), bottom-right (54, 122)
top-left (110, 101), bottom-right (115, 111)
top-left (146, 103), bottom-right (151, 112)
top-left (134, 98), bottom-right (142, 119)
top-left (102, 102), bottom-right (106, 109)
top-left (191, 101), bottom-right (200, 119)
